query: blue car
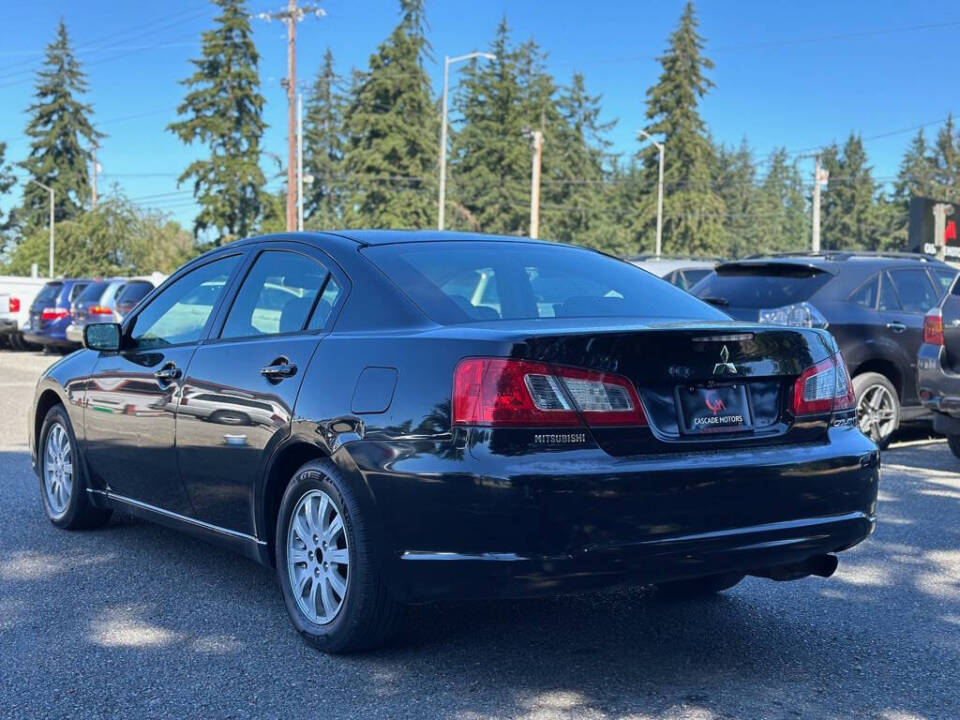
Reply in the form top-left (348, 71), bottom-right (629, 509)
top-left (23, 279), bottom-right (93, 351)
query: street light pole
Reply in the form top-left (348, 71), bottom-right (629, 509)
top-left (638, 130), bottom-right (664, 258)
top-left (30, 179), bottom-right (55, 277)
top-left (437, 51), bottom-right (496, 231)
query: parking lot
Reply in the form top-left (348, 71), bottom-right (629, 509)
top-left (0, 349), bottom-right (957, 720)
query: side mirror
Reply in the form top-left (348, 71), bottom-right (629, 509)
top-left (83, 323), bottom-right (122, 352)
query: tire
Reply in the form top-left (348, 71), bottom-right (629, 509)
top-left (655, 572), bottom-right (745, 598)
top-left (37, 404), bottom-right (112, 530)
top-left (853, 372), bottom-right (900, 449)
top-left (275, 459), bottom-right (401, 654)
top-left (947, 434), bottom-right (960, 460)
top-left (9, 333), bottom-right (23, 351)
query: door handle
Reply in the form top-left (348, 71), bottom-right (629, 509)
top-left (885, 322), bottom-right (906, 334)
top-left (154, 364), bottom-right (181, 383)
top-left (261, 357), bottom-right (297, 382)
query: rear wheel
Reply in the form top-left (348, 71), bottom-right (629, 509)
top-left (656, 572), bottom-right (744, 598)
top-left (853, 372), bottom-right (899, 448)
top-left (947, 434), bottom-right (960, 460)
top-left (275, 459), bottom-right (401, 653)
top-left (38, 405), bottom-right (112, 529)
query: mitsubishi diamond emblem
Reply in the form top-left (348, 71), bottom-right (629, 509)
top-left (713, 344), bottom-right (738, 376)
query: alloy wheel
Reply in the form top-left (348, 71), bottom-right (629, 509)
top-left (857, 383), bottom-right (897, 443)
top-left (286, 489), bottom-right (350, 625)
top-left (43, 423), bottom-right (73, 517)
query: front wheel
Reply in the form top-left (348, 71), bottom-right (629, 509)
top-left (275, 459), bottom-right (401, 653)
top-left (853, 372), bottom-right (900, 448)
top-left (38, 404), bottom-right (112, 529)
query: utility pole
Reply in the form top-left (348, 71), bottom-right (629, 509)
top-left (254, 1), bottom-right (325, 232)
top-left (297, 91), bottom-right (304, 232)
top-left (29, 179), bottom-right (55, 277)
top-left (638, 130), bottom-right (664, 257)
top-left (811, 152), bottom-right (828, 253)
top-left (437, 51), bottom-right (496, 230)
top-left (526, 129), bottom-right (544, 239)
top-left (91, 145), bottom-right (99, 210)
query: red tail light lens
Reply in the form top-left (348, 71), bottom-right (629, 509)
top-left (41, 307), bottom-right (69, 321)
top-left (8, 297), bottom-right (19, 313)
top-left (792, 353), bottom-right (855, 417)
top-left (923, 310), bottom-right (944, 345)
top-left (453, 357), bottom-right (646, 427)
top-left (89, 305), bottom-right (114, 316)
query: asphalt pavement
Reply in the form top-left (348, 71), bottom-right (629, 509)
top-left (0, 349), bottom-right (957, 719)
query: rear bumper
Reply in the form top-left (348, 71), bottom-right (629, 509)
top-left (352, 426), bottom-right (880, 603)
top-left (917, 343), bottom-right (960, 427)
top-left (65, 323), bottom-right (83, 344)
top-left (0, 318), bottom-right (17, 335)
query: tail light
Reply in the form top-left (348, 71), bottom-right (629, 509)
top-left (89, 305), bottom-right (114, 316)
top-left (8, 297), bottom-right (19, 313)
top-left (41, 307), bottom-right (69, 321)
top-left (792, 353), bottom-right (855, 417)
top-left (453, 357), bottom-right (646, 427)
top-left (923, 309), bottom-right (944, 346)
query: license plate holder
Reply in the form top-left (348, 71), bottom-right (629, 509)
top-left (677, 383), bottom-right (753, 434)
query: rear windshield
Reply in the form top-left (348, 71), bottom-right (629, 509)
top-left (75, 281), bottom-right (109, 304)
top-left (33, 282), bottom-right (63, 306)
top-left (117, 281), bottom-right (153, 304)
top-left (693, 264), bottom-right (832, 309)
top-left (362, 241), bottom-right (725, 324)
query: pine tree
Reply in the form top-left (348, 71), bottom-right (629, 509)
top-left (715, 140), bottom-right (759, 258)
top-left (303, 49), bottom-right (347, 229)
top-left (895, 129), bottom-right (937, 201)
top-left (821, 134), bottom-right (882, 250)
top-left (637, 1), bottom-right (725, 256)
top-left (755, 148), bottom-right (807, 254)
top-left (168, 0), bottom-right (266, 244)
top-left (931, 114), bottom-right (960, 197)
top-left (18, 20), bottom-right (102, 235)
top-left (0, 142), bottom-right (15, 235)
top-left (341, 0), bottom-right (438, 228)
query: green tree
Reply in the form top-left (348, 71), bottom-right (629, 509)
top-left (754, 148), bottom-right (807, 254)
top-left (637, 1), bottom-right (725, 256)
top-left (341, 0), bottom-right (438, 228)
top-left (168, 0), bottom-right (267, 244)
top-left (895, 129), bottom-right (937, 201)
top-left (18, 20), bottom-right (102, 235)
top-left (930, 114), bottom-right (960, 196)
top-left (5, 196), bottom-right (195, 276)
top-left (0, 141), bottom-right (15, 235)
top-left (715, 140), bottom-right (760, 258)
top-left (821, 134), bottom-right (883, 250)
top-left (303, 49), bottom-right (347, 229)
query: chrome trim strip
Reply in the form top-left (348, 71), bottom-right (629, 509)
top-left (639, 511), bottom-right (873, 546)
top-left (401, 551), bottom-right (534, 562)
top-left (89, 488), bottom-right (267, 546)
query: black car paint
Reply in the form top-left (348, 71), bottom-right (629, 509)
top-left (918, 278), bottom-right (960, 434)
top-left (693, 256), bottom-right (957, 420)
top-left (30, 232), bottom-right (879, 603)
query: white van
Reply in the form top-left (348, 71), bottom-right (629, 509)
top-left (0, 275), bottom-right (49, 349)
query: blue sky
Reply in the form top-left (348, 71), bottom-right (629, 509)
top-left (2, 0), bottom-right (959, 230)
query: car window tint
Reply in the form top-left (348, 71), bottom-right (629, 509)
top-left (307, 276), bottom-right (341, 330)
top-left (69, 283), bottom-right (89, 302)
top-left (362, 242), bottom-right (725, 324)
top-left (682, 268), bottom-right (711, 288)
top-left (878, 273), bottom-right (901, 311)
top-left (932, 268), bottom-right (957, 297)
top-left (221, 251), bottom-right (327, 339)
top-left (130, 256), bottom-right (240, 348)
top-left (76, 281), bottom-right (109, 304)
top-left (889, 268), bottom-right (939, 313)
top-left (34, 282), bottom-right (63, 306)
top-left (693, 266), bottom-right (831, 309)
top-left (117, 281), bottom-right (153, 305)
top-left (849, 274), bottom-right (879, 309)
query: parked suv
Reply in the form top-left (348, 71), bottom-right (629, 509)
top-left (23, 279), bottom-right (93, 351)
top-left (918, 277), bottom-right (960, 458)
top-left (692, 252), bottom-right (957, 446)
top-left (629, 255), bottom-right (722, 291)
top-left (113, 279), bottom-right (155, 319)
top-left (65, 278), bottom-right (131, 345)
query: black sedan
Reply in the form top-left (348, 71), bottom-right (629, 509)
top-left (29, 231), bottom-right (879, 653)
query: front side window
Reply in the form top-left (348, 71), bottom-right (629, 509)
top-left (888, 268), bottom-right (939, 313)
top-left (221, 251), bottom-right (329, 339)
top-left (130, 256), bottom-right (240, 349)
top-left (362, 241), bottom-right (724, 324)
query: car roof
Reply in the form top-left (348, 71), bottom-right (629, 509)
top-left (228, 230), bottom-right (559, 249)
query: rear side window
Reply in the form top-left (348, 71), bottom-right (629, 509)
top-left (117, 281), bottom-right (153, 306)
top-left (693, 264), bottom-right (832, 309)
top-left (221, 250), bottom-right (329, 339)
top-left (888, 269), bottom-right (939, 313)
top-left (68, 283), bottom-right (89, 302)
top-left (879, 274), bottom-right (901, 311)
top-left (849, 274), bottom-right (879, 309)
top-left (932, 268), bottom-right (958, 297)
top-left (680, 268), bottom-right (711, 289)
top-left (362, 241), bottom-right (724, 324)
top-left (33, 282), bottom-right (63, 306)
